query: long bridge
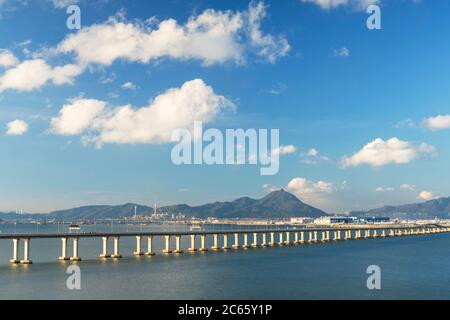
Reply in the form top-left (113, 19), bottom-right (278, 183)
top-left (1, 224), bottom-right (449, 265)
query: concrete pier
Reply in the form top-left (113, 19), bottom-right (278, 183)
top-left (284, 232), bottom-right (291, 245)
top-left (59, 237), bottom-right (70, 261)
top-left (162, 235), bottom-right (172, 254)
top-left (300, 231), bottom-right (305, 244)
top-left (222, 234), bottom-right (230, 250)
top-left (252, 233), bottom-right (259, 247)
top-left (243, 233), bottom-right (250, 249)
top-left (261, 233), bottom-right (268, 247)
top-left (232, 233), bottom-right (240, 249)
top-left (111, 236), bottom-right (122, 258)
top-left (269, 232), bottom-right (275, 246)
top-left (146, 235), bottom-right (155, 256)
top-left (100, 236), bottom-right (110, 258)
top-left (212, 234), bottom-right (220, 251)
top-left (10, 239), bottom-right (20, 264)
top-left (278, 232), bottom-right (284, 246)
top-left (20, 238), bottom-right (32, 264)
top-left (200, 235), bottom-right (208, 252)
top-left (134, 235), bottom-right (144, 256)
top-left (70, 237), bottom-right (81, 261)
top-left (174, 235), bottom-right (183, 254)
top-left (188, 235), bottom-right (197, 252)
top-left (294, 232), bottom-right (299, 244)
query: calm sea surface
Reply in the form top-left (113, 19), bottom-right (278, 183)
top-left (0, 223), bottom-right (449, 299)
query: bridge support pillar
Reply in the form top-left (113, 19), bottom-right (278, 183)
top-left (100, 236), bottom-right (110, 258)
top-left (252, 233), bottom-right (259, 247)
top-left (261, 233), bottom-right (268, 246)
top-left (222, 234), bottom-right (230, 250)
top-left (243, 234), bottom-right (250, 248)
top-left (59, 237), bottom-right (70, 261)
top-left (146, 235), bottom-right (155, 256)
top-left (200, 235), bottom-right (208, 252)
top-left (20, 238), bottom-right (32, 264)
top-left (112, 236), bottom-right (122, 258)
top-left (364, 230), bottom-right (370, 239)
top-left (212, 234), bottom-right (220, 251)
top-left (269, 232), bottom-right (275, 246)
top-left (278, 232), bottom-right (284, 246)
top-left (188, 235), bottom-right (197, 252)
top-left (163, 235), bottom-right (172, 254)
top-left (285, 232), bottom-right (291, 245)
top-left (174, 235), bottom-right (183, 254)
top-left (294, 232), bottom-right (299, 244)
top-left (10, 239), bottom-right (20, 264)
top-left (70, 237), bottom-right (81, 261)
top-left (134, 236), bottom-right (144, 256)
top-left (300, 232), bottom-right (305, 244)
top-left (232, 233), bottom-right (240, 249)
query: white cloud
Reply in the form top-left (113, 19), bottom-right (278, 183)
top-left (375, 187), bottom-right (394, 192)
top-left (246, 1), bottom-right (290, 63)
top-left (121, 82), bottom-right (136, 90)
top-left (56, 2), bottom-right (289, 66)
top-left (50, 98), bottom-right (107, 135)
top-left (52, 0), bottom-right (79, 8)
top-left (400, 184), bottom-right (415, 191)
top-left (273, 145), bottom-right (296, 156)
top-left (50, 79), bottom-right (233, 146)
top-left (301, 0), bottom-right (379, 10)
top-left (423, 115), bottom-right (450, 131)
top-left (6, 119), bottom-right (28, 136)
top-left (418, 191), bottom-right (437, 201)
top-left (0, 49), bottom-right (19, 67)
top-left (301, 148), bottom-right (330, 164)
top-left (0, 59), bottom-right (83, 93)
top-left (341, 137), bottom-right (435, 168)
top-left (333, 47), bottom-right (350, 57)
top-left (288, 177), bottom-right (335, 195)
top-left (286, 177), bottom-right (348, 210)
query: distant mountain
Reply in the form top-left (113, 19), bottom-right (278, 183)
top-left (0, 190), bottom-right (327, 221)
top-left (352, 197), bottom-right (450, 219)
top-left (160, 189), bottom-right (326, 219)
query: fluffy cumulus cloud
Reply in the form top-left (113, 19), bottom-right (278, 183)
top-left (50, 98), bottom-right (107, 135)
top-left (0, 59), bottom-right (83, 93)
top-left (0, 49), bottom-right (19, 67)
top-left (423, 115), bottom-right (450, 131)
top-left (50, 79), bottom-right (233, 146)
top-left (6, 119), bottom-right (28, 136)
top-left (341, 137), bottom-right (435, 168)
top-left (286, 177), bottom-right (344, 207)
top-left (56, 1), bottom-right (289, 66)
top-left (418, 191), bottom-right (437, 201)
top-left (301, 0), bottom-right (379, 10)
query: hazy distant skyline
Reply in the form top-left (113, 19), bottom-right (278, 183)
top-left (1, 0), bottom-right (450, 213)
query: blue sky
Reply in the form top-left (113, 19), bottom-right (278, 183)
top-left (0, 0), bottom-right (449, 213)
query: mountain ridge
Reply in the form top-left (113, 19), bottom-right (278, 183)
top-left (351, 196), bottom-right (450, 219)
top-left (0, 189), bottom-right (327, 220)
